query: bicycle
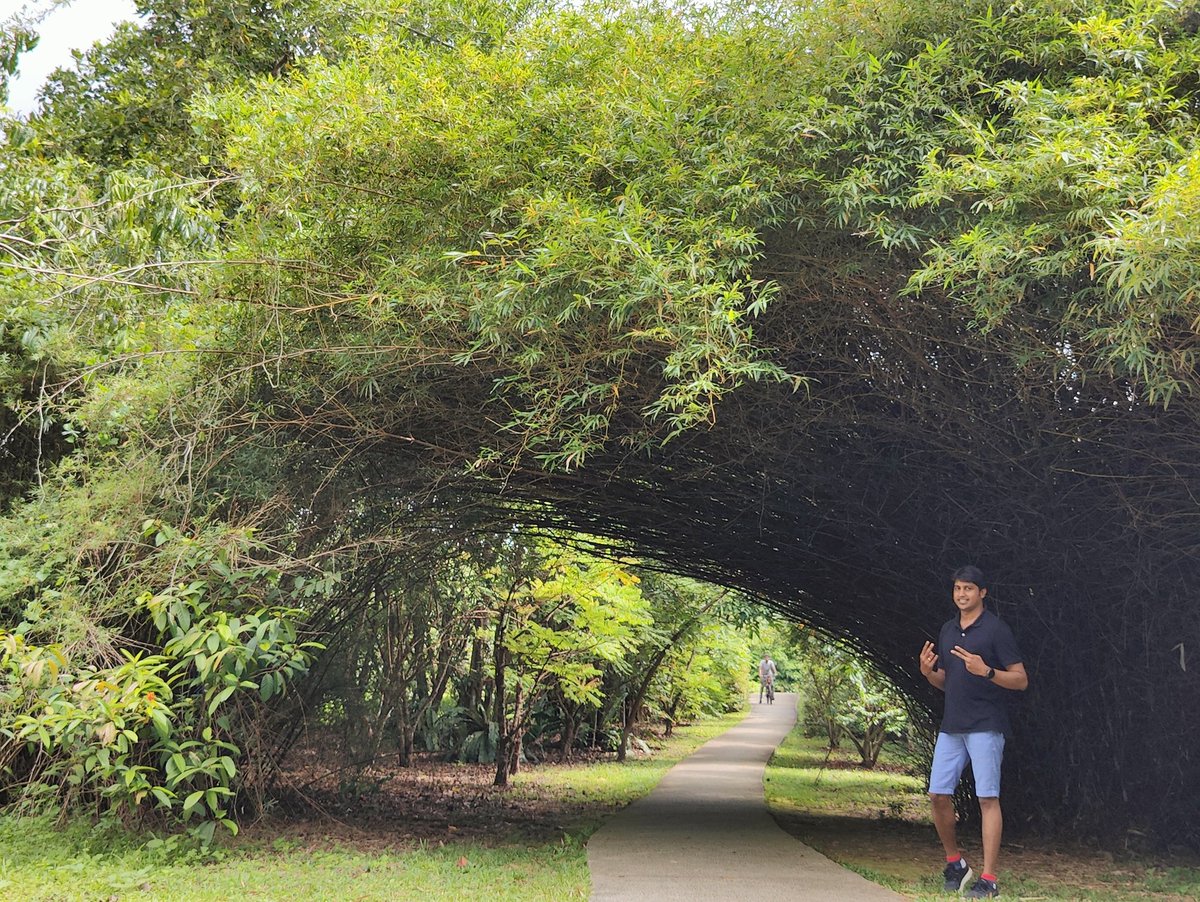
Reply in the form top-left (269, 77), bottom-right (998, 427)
top-left (760, 678), bottom-right (775, 705)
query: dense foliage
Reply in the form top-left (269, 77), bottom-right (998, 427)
top-left (302, 537), bottom-right (752, 788)
top-left (3, 0), bottom-right (1200, 849)
top-left (793, 631), bottom-right (911, 769)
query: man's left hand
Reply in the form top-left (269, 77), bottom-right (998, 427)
top-left (951, 645), bottom-right (989, 677)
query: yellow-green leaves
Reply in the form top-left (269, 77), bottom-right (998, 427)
top-left (211, 2), bottom-right (809, 469)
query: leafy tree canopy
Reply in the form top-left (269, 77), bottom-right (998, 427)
top-left (5, 0), bottom-right (1200, 846)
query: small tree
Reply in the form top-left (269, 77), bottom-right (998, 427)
top-left (836, 666), bottom-right (909, 769)
top-left (644, 620), bottom-right (751, 737)
top-left (489, 544), bottom-right (649, 786)
top-left (797, 637), bottom-right (853, 749)
top-left (612, 575), bottom-right (732, 760)
top-left (796, 633), bottom-right (908, 765)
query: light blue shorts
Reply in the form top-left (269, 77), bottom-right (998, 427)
top-left (928, 731), bottom-right (1005, 798)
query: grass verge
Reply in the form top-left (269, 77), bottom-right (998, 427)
top-left (0, 709), bottom-right (746, 902)
top-left (765, 731), bottom-right (1200, 901)
top-left (0, 819), bottom-right (588, 902)
top-left (512, 710), bottom-right (747, 829)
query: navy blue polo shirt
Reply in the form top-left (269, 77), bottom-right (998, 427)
top-left (934, 608), bottom-right (1023, 734)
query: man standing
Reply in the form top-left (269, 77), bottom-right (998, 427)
top-left (918, 566), bottom-right (1028, 899)
top-left (757, 654), bottom-right (777, 704)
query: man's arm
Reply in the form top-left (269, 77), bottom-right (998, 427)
top-left (919, 641), bottom-right (945, 691)
top-left (992, 661), bottom-right (1029, 691)
top-left (950, 647), bottom-right (1029, 691)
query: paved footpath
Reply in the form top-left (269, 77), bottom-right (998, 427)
top-left (588, 693), bottom-right (905, 901)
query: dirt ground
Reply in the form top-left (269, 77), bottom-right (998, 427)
top-left (259, 742), bottom-right (621, 852)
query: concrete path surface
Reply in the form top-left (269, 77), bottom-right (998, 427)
top-left (587, 693), bottom-right (905, 901)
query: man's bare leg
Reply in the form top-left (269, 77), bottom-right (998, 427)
top-left (979, 796), bottom-right (1002, 878)
top-left (930, 793), bottom-right (960, 858)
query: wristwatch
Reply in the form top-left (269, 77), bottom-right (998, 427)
top-left (985, 667), bottom-right (996, 680)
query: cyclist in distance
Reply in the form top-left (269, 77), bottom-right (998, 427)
top-left (758, 654), bottom-right (777, 704)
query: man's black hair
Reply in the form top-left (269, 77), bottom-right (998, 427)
top-left (952, 564), bottom-right (987, 589)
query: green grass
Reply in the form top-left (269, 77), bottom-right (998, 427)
top-left (764, 732), bottom-right (926, 820)
top-left (764, 728), bottom-right (1200, 902)
top-left (0, 710), bottom-right (747, 902)
top-left (898, 872), bottom-right (1200, 902)
top-left (1143, 865), bottom-right (1200, 896)
top-left (514, 710), bottom-right (747, 823)
top-left (0, 819), bottom-right (589, 902)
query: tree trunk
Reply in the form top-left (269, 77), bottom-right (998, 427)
top-left (825, 716), bottom-right (842, 750)
top-left (507, 680), bottom-right (525, 777)
top-left (396, 705), bottom-right (411, 766)
top-left (560, 708), bottom-right (578, 760)
top-left (509, 731), bottom-right (523, 777)
top-left (493, 611), bottom-right (510, 786)
top-left (616, 695), bottom-right (630, 763)
top-left (664, 691), bottom-right (683, 737)
top-left (618, 599), bottom-right (720, 761)
top-left (619, 640), bottom-right (677, 762)
top-left (464, 636), bottom-right (485, 712)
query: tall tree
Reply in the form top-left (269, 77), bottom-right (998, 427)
top-left (487, 542), bottom-right (648, 785)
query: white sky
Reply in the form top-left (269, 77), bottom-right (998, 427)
top-left (3, 0), bottom-right (138, 116)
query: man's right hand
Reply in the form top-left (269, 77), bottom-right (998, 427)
top-left (919, 641), bottom-right (938, 676)
top-left (920, 641), bottom-right (946, 690)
